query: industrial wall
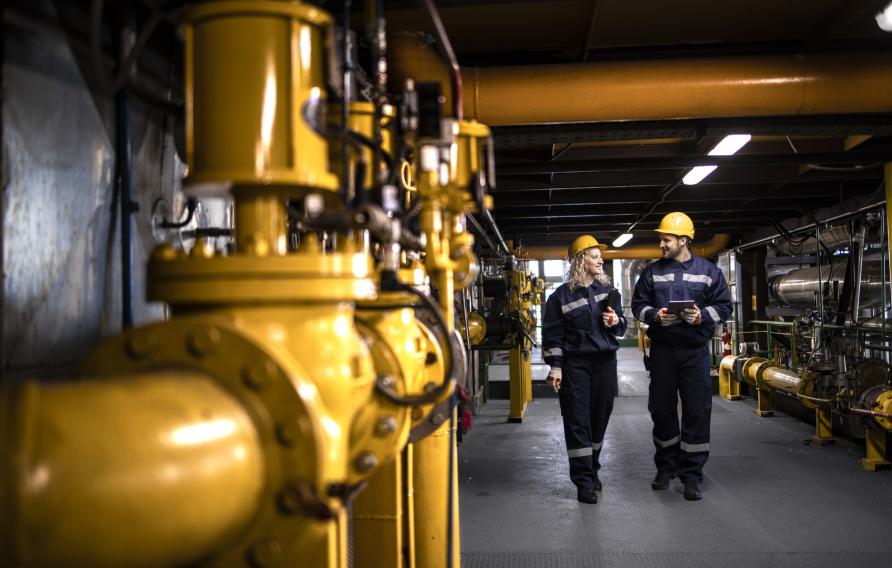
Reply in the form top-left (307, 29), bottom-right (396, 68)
top-left (1, 1), bottom-right (178, 373)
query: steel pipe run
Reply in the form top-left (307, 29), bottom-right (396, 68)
top-left (770, 257), bottom-right (890, 308)
top-left (1, 372), bottom-right (264, 568)
top-left (389, 34), bottom-right (892, 125)
top-left (523, 234), bottom-right (730, 261)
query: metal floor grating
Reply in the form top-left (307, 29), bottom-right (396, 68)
top-left (460, 348), bottom-right (892, 568)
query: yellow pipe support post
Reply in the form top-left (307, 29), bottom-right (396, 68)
top-left (718, 355), bottom-right (741, 400)
top-left (812, 407), bottom-right (835, 446)
top-left (862, 429), bottom-right (890, 471)
top-left (1, 372), bottom-right (264, 568)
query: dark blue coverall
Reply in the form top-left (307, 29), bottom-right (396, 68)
top-left (631, 254), bottom-right (732, 483)
top-left (542, 281), bottom-right (627, 492)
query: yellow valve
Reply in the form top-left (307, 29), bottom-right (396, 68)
top-left (181, 1), bottom-right (337, 194)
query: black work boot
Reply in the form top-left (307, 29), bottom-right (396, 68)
top-left (651, 470), bottom-right (675, 490)
top-left (683, 479), bottom-right (703, 501)
top-left (593, 475), bottom-right (602, 492)
top-left (577, 488), bottom-right (598, 504)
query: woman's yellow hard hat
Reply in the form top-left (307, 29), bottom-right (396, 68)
top-left (568, 235), bottom-right (607, 258)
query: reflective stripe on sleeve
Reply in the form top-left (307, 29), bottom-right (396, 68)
top-left (653, 434), bottom-right (681, 448)
top-left (593, 292), bottom-right (608, 302)
top-left (638, 306), bottom-right (653, 321)
top-left (704, 305), bottom-right (720, 323)
top-left (681, 441), bottom-right (710, 453)
top-left (561, 298), bottom-right (588, 314)
top-left (543, 347), bottom-right (563, 358)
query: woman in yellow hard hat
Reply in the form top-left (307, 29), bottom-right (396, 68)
top-left (541, 234), bottom-right (627, 504)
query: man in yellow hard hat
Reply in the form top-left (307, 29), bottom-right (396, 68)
top-left (631, 212), bottom-right (731, 501)
top-left (542, 235), bottom-right (627, 504)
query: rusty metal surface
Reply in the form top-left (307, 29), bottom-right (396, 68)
top-left (2, 2), bottom-right (177, 371)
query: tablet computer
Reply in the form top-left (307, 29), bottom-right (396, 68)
top-left (667, 300), bottom-right (695, 314)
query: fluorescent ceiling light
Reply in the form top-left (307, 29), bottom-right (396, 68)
top-left (877, 2), bottom-right (892, 31)
top-left (612, 233), bottom-right (634, 248)
top-left (708, 134), bottom-right (752, 156)
top-left (682, 134), bottom-right (751, 185)
top-left (682, 165), bottom-right (718, 185)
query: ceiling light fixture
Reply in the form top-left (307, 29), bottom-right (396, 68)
top-left (877, 2), bottom-right (892, 31)
top-left (682, 134), bottom-right (751, 185)
top-left (612, 233), bottom-right (633, 248)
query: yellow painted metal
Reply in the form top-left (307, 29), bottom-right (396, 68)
top-left (412, 409), bottom-right (459, 568)
top-left (182, 0), bottom-right (337, 193)
top-left (871, 389), bottom-right (892, 431)
top-left (464, 311), bottom-right (487, 345)
top-left (1, 371), bottom-right (264, 568)
top-left (390, 35), bottom-right (892, 125)
top-left (509, 344), bottom-right (532, 421)
top-left (811, 407), bottom-right (835, 446)
top-left (718, 355), bottom-right (741, 400)
top-left (236, 193), bottom-right (289, 256)
top-left (353, 458), bottom-right (404, 568)
top-left (329, 102), bottom-right (396, 188)
top-left (524, 234), bottom-right (731, 261)
top-left (861, 428), bottom-right (891, 471)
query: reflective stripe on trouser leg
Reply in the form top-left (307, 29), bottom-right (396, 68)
top-left (558, 356), bottom-right (596, 491)
top-left (677, 345), bottom-right (712, 483)
top-left (648, 346), bottom-right (681, 474)
top-left (589, 355), bottom-right (616, 471)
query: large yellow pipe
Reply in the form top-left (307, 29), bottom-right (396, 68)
top-left (390, 35), bottom-right (892, 125)
top-left (1, 371), bottom-right (264, 568)
top-left (523, 234), bottom-right (731, 261)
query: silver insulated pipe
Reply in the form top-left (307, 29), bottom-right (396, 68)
top-left (770, 256), bottom-right (890, 308)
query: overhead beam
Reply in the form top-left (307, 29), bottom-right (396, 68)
top-left (497, 151), bottom-right (892, 175)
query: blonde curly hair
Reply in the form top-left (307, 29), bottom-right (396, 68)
top-left (565, 251), bottom-right (611, 291)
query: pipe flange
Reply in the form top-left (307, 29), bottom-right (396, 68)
top-left (83, 319), bottom-right (331, 564)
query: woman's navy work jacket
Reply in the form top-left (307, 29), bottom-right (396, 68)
top-left (542, 281), bottom-right (628, 378)
top-left (631, 254), bottom-right (732, 348)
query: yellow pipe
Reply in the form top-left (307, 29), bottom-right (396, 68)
top-left (236, 193), bottom-right (288, 256)
top-left (412, 411), bottom-right (459, 568)
top-left (1, 372), bottom-right (264, 568)
top-left (390, 35), bottom-right (892, 125)
top-left (524, 234), bottom-right (731, 261)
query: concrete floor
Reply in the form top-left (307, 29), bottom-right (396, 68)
top-left (459, 347), bottom-right (892, 568)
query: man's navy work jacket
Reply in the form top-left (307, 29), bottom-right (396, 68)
top-left (542, 281), bottom-right (628, 376)
top-left (631, 253), bottom-right (732, 348)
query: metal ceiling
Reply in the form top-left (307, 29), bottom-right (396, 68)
top-left (384, 0), bottom-right (892, 251)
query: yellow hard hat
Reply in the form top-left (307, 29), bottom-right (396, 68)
top-left (568, 235), bottom-right (607, 258)
top-left (655, 212), bottom-right (695, 239)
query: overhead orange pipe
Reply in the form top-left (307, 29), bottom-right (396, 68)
top-left (389, 34), bottom-right (892, 125)
top-left (521, 234), bottom-right (731, 261)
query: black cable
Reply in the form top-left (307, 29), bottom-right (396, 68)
top-left (373, 273), bottom-right (455, 406)
top-left (159, 197), bottom-right (198, 228)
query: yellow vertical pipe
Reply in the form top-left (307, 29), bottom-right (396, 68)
top-left (412, 417), bottom-right (458, 568)
top-left (404, 444), bottom-right (416, 568)
top-left (354, 459), bottom-right (404, 568)
top-left (235, 193), bottom-right (288, 256)
top-left (861, 428), bottom-right (890, 471)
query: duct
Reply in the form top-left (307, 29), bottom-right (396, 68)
top-left (771, 225), bottom-right (851, 256)
top-left (523, 234), bottom-right (730, 261)
top-left (389, 34), bottom-right (892, 125)
top-left (770, 257), bottom-right (890, 308)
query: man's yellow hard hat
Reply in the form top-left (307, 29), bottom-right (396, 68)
top-left (568, 235), bottom-right (607, 258)
top-left (655, 212), bottom-right (695, 239)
